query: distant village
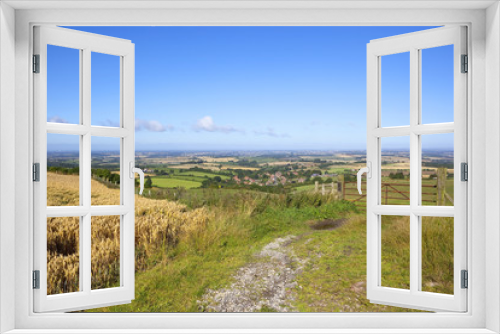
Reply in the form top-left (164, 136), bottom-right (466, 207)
top-left (231, 170), bottom-right (339, 187)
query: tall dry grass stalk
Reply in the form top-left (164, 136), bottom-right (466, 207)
top-left (47, 173), bottom-right (211, 295)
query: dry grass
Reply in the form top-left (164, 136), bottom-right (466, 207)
top-left (47, 173), bottom-right (211, 295)
top-left (47, 173), bottom-right (80, 206)
top-left (47, 216), bottom-right (80, 294)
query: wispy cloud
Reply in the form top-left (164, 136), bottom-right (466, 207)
top-left (309, 120), bottom-right (331, 127)
top-left (253, 127), bottom-right (290, 138)
top-left (100, 119), bottom-right (120, 127)
top-left (193, 116), bottom-right (242, 134)
top-left (48, 116), bottom-right (68, 124)
top-left (136, 119), bottom-right (173, 132)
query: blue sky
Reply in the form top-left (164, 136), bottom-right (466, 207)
top-left (47, 26), bottom-right (454, 152)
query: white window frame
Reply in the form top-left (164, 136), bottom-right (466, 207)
top-left (1, 2), bottom-right (499, 333)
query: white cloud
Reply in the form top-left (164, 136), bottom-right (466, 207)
top-left (193, 116), bottom-right (242, 134)
top-left (253, 127), bottom-right (290, 138)
top-left (135, 119), bottom-right (173, 132)
top-left (48, 116), bottom-right (68, 123)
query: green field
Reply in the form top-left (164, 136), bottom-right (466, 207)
top-left (294, 184), bottom-right (316, 192)
top-left (151, 176), bottom-right (202, 189)
top-left (251, 156), bottom-right (280, 164)
top-left (174, 175), bottom-right (207, 183)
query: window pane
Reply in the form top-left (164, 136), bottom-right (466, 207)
top-left (91, 215), bottom-right (121, 290)
top-left (47, 45), bottom-right (80, 124)
top-left (421, 216), bottom-right (454, 294)
top-left (421, 45), bottom-right (454, 124)
top-left (91, 137), bottom-right (121, 206)
top-left (47, 216), bottom-right (80, 295)
top-left (381, 215), bottom-right (410, 290)
top-left (47, 133), bottom-right (80, 206)
top-left (381, 136), bottom-right (410, 205)
top-left (91, 52), bottom-right (121, 127)
top-left (381, 52), bottom-right (410, 127)
top-left (421, 133), bottom-right (454, 206)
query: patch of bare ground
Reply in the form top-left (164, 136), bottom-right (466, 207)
top-left (197, 235), bottom-right (306, 312)
top-left (307, 218), bottom-right (347, 231)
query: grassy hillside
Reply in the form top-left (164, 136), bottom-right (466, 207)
top-left (86, 195), bottom-right (357, 312)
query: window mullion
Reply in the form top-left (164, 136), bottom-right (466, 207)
top-left (409, 47), bottom-right (420, 294)
top-left (82, 48), bottom-right (92, 294)
top-left (82, 48), bottom-right (91, 207)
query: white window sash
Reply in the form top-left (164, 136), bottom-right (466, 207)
top-left (366, 26), bottom-right (467, 312)
top-left (32, 25), bottom-right (136, 313)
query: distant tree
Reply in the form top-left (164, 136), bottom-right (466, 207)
top-left (324, 177), bottom-right (333, 183)
top-left (213, 176), bottom-right (222, 182)
top-left (144, 176), bottom-right (153, 188)
top-left (389, 172), bottom-right (405, 180)
top-left (344, 174), bottom-right (355, 182)
top-left (91, 168), bottom-right (111, 180)
top-left (109, 173), bottom-right (120, 184)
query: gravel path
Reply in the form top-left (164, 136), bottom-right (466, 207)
top-left (197, 235), bottom-right (306, 312)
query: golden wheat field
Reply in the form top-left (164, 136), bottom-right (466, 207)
top-left (47, 172), bottom-right (211, 295)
